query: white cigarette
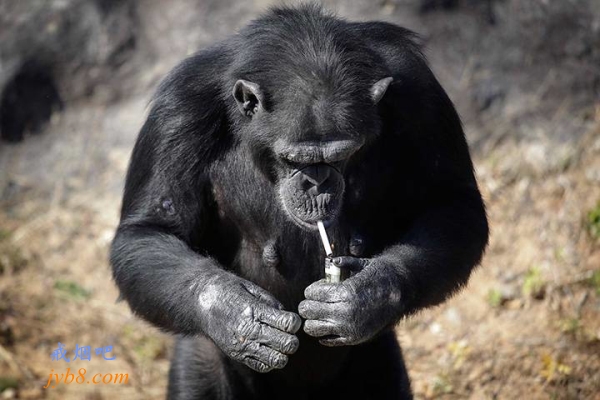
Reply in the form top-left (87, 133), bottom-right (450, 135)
top-left (317, 220), bottom-right (333, 256)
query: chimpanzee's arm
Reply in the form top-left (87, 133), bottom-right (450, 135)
top-left (299, 22), bottom-right (489, 346)
top-left (300, 168), bottom-right (487, 347)
top-left (301, 195), bottom-right (487, 346)
top-left (110, 50), bottom-right (300, 372)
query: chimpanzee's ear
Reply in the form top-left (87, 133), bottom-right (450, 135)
top-left (370, 77), bottom-right (393, 104)
top-left (233, 79), bottom-right (264, 117)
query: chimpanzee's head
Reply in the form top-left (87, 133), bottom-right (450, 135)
top-left (230, 10), bottom-right (392, 230)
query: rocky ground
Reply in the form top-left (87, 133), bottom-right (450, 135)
top-left (0, 0), bottom-right (599, 399)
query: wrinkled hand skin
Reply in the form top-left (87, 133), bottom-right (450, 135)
top-left (298, 256), bottom-right (403, 346)
top-left (198, 274), bottom-right (302, 373)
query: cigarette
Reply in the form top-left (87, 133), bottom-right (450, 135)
top-left (317, 221), bottom-right (341, 283)
top-left (317, 221), bottom-right (333, 256)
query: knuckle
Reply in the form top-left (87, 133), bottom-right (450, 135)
top-left (241, 305), bottom-right (254, 318)
top-left (256, 361), bottom-right (272, 373)
top-left (291, 314), bottom-right (302, 332)
top-left (341, 285), bottom-right (354, 300)
top-left (271, 353), bottom-right (288, 369)
top-left (282, 336), bottom-right (299, 354)
top-left (297, 302), bottom-right (308, 317)
top-left (280, 313), bottom-right (300, 332)
top-left (305, 282), bottom-right (323, 299)
top-left (236, 341), bottom-right (252, 357)
top-left (248, 360), bottom-right (269, 373)
top-left (303, 321), bottom-right (316, 335)
top-left (280, 313), bottom-right (292, 327)
top-left (302, 324), bottom-right (311, 335)
top-left (237, 319), bottom-right (259, 340)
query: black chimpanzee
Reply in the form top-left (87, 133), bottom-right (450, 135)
top-left (110, 5), bottom-right (488, 400)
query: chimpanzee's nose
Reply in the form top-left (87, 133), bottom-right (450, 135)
top-left (299, 164), bottom-right (331, 188)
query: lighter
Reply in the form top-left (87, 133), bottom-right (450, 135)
top-left (317, 220), bottom-right (341, 283)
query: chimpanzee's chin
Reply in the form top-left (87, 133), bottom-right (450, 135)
top-left (279, 187), bottom-right (343, 231)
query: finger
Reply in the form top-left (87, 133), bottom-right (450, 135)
top-left (332, 256), bottom-right (368, 272)
top-left (257, 325), bottom-right (300, 355)
top-left (303, 320), bottom-right (338, 337)
top-left (245, 357), bottom-right (273, 373)
top-left (255, 305), bottom-right (302, 334)
top-left (246, 345), bottom-right (288, 370)
top-left (304, 281), bottom-right (351, 302)
top-left (244, 283), bottom-right (284, 310)
top-left (319, 335), bottom-right (353, 347)
top-left (298, 300), bottom-right (341, 320)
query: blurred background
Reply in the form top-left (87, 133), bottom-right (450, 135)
top-left (0, 0), bottom-right (599, 399)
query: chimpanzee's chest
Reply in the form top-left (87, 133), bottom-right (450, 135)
top-left (208, 178), bottom-right (361, 307)
top-left (210, 183), bottom-right (350, 307)
top-left (207, 147), bottom-right (397, 306)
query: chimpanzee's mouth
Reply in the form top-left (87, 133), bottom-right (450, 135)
top-left (279, 163), bottom-right (344, 231)
top-left (281, 192), bottom-right (340, 231)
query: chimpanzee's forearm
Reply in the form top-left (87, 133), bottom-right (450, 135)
top-left (110, 225), bottom-right (224, 335)
top-left (377, 189), bottom-right (489, 317)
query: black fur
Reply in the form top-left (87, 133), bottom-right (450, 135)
top-left (111, 5), bottom-right (488, 400)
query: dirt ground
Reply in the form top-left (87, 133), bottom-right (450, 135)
top-left (1, 0), bottom-right (599, 399)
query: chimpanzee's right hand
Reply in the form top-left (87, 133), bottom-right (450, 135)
top-left (197, 273), bottom-right (301, 373)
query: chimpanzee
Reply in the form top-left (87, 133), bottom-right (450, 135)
top-left (110, 5), bottom-right (488, 400)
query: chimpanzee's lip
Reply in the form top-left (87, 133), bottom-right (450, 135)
top-left (278, 164), bottom-right (344, 231)
top-left (281, 198), bottom-right (339, 231)
top-left (285, 210), bottom-right (337, 231)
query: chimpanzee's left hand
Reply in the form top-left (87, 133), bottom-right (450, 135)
top-left (298, 256), bottom-right (403, 346)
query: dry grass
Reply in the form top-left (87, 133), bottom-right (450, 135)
top-left (402, 117), bottom-right (600, 399)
